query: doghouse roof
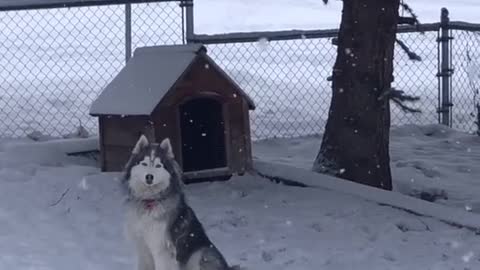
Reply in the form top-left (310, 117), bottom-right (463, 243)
top-left (89, 44), bottom-right (255, 116)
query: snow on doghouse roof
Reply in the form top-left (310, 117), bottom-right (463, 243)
top-left (89, 44), bottom-right (254, 116)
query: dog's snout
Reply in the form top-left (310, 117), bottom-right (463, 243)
top-left (145, 174), bottom-right (154, 185)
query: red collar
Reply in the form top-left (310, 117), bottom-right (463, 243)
top-left (143, 199), bottom-right (157, 210)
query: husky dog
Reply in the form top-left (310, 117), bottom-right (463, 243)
top-left (123, 135), bottom-right (237, 270)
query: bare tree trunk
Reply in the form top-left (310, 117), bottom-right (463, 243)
top-left (313, 0), bottom-right (400, 190)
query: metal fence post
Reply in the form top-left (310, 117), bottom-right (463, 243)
top-left (437, 7), bottom-right (453, 127)
top-left (125, 3), bottom-right (132, 63)
top-left (182, 0), bottom-right (194, 43)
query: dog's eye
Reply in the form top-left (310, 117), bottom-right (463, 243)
top-left (155, 164), bottom-right (162, 168)
top-left (140, 162), bottom-right (148, 166)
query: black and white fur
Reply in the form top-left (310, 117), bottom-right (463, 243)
top-left (122, 135), bottom-right (237, 270)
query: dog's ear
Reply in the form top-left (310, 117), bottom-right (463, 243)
top-left (160, 138), bottom-right (174, 159)
top-left (132, 134), bottom-right (149, 154)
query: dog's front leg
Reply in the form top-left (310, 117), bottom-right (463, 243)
top-left (135, 241), bottom-right (155, 270)
top-left (150, 240), bottom-right (180, 270)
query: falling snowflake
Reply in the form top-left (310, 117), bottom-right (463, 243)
top-left (233, 93), bottom-right (238, 98)
top-left (465, 205), bottom-right (473, 212)
top-left (339, 88), bottom-right (344, 93)
top-left (257, 37), bottom-right (269, 51)
top-left (345, 48), bottom-right (352, 55)
top-left (204, 63), bottom-right (210, 69)
top-left (462, 251), bottom-right (474, 262)
top-left (410, 178), bottom-right (415, 182)
top-left (78, 178), bottom-right (89, 190)
top-left (450, 241), bottom-right (461, 249)
top-left (339, 168), bottom-right (346, 174)
top-left (286, 220), bottom-right (292, 226)
top-left (301, 34), bottom-right (307, 40)
top-left (467, 148), bottom-right (472, 153)
top-left (201, 133), bottom-right (207, 137)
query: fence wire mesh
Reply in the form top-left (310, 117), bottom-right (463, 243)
top-left (206, 30), bottom-right (441, 139)
top-left (206, 38), bottom-right (336, 139)
top-left (393, 31), bottom-right (439, 129)
top-left (0, 1), bottom-right (184, 138)
top-left (451, 29), bottom-right (480, 132)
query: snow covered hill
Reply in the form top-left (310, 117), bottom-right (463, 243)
top-left (195, 0), bottom-right (480, 34)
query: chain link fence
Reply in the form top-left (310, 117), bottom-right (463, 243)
top-left (202, 29), bottom-right (448, 139)
top-left (200, 23), bottom-right (480, 139)
top-left (0, 2), bottom-right (479, 139)
top-left (205, 38), bottom-right (336, 139)
top-left (451, 28), bottom-right (480, 132)
top-left (0, 0), bottom-right (184, 138)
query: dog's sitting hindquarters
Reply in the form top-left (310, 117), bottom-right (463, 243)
top-left (122, 135), bottom-right (237, 270)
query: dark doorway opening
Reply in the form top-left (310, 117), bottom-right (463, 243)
top-left (180, 98), bottom-right (227, 172)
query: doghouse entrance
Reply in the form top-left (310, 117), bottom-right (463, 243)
top-left (180, 98), bottom-right (227, 172)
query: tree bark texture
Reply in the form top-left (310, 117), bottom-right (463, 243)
top-left (313, 0), bottom-right (400, 190)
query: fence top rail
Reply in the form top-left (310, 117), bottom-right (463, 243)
top-left (448, 21), bottom-right (480, 32)
top-left (0, 0), bottom-right (180, 11)
top-left (190, 29), bottom-right (339, 44)
top-left (190, 22), bottom-right (442, 45)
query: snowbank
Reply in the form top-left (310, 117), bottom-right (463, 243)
top-left (254, 160), bottom-right (480, 231)
top-left (253, 124), bottom-right (480, 214)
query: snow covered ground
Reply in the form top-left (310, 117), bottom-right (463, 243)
top-left (1, 135), bottom-right (480, 270)
top-left (254, 124), bottom-right (480, 214)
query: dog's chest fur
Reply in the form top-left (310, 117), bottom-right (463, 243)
top-left (126, 204), bottom-right (179, 270)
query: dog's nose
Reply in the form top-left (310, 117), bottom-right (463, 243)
top-left (145, 174), bottom-right (154, 185)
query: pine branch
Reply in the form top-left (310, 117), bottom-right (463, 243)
top-left (379, 88), bottom-right (422, 113)
top-left (400, 2), bottom-right (420, 26)
top-left (391, 97), bottom-right (422, 113)
top-left (396, 39), bottom-right (422, 61)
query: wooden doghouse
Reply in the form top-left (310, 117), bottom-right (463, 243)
top-left (89, 44), bottom-right (255, 182)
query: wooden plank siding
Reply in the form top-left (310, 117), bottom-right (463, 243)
top-left (160, 55), bottom-right (248, 175)
top-left (242, 98), bottom-right (253, 171)
top-left (100, 116), bottom-right (150, 171)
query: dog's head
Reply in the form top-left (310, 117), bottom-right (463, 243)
top-left (123, 135), bottom-right (183, 200)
